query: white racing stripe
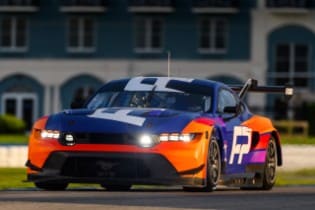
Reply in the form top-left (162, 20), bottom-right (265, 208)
top-left (88, 109), bottom-right (146, 126)
top-left (124, 77), bottom-right (194, 92)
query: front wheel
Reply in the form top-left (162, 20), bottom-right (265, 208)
top-left (183, 132), bottom-right (221, 192)
top-left (204, 136), bottom-right (221, 191)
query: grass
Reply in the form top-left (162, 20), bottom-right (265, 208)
top-left (277, 169), bottom-right (315, 186)
top-left (0, 168), bottom-right (315, 190)
top-left (0, 134), bottom-right (29, 145)
top-left (280, 135), bottom-right (315, 145)
top-left (0, 168), bottom-right (33, 190)
top-left (0, 168), bottom-right (101, 190)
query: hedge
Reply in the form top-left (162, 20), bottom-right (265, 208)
top-left (0, 115), bottom-right (26, 134)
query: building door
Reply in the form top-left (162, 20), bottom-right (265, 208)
top-left (1, 93), bottom-right (38, 130)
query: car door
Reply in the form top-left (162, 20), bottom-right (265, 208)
top-left (215, 88), bottom-right (251, 175)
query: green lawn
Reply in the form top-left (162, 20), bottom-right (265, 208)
top-left (280, 136), bottom-right (315, 145)
top-left (0, 168), bottom-right (314, 190)
top-left (0, 168), bottom-right (101, 190)
top-left (0, 168), bottom-right (33, 190)
top-left (277, 169), bottom-right (315, 186)
top-left (0, 134), bottom-right (29, 145)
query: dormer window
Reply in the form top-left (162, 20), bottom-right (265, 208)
top-left (0, 16), bottom-right (28, 52)
top-left (67, 17), bottom-right (96, 53)
top-left (134, 17), bottom-right (164, 53)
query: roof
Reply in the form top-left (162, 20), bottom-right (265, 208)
top-left (98, 76), bottom-right (224, 95)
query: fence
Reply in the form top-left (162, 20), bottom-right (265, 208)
top-left (273, 120), bottom-right (309, 137)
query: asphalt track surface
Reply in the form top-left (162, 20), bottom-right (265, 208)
top-left (1, 186), bottom-right (315, 210)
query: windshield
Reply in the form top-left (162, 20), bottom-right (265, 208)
top-left (86, 91), bottom-right (211, 112)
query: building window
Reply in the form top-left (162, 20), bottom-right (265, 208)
top-left (274, 43), bottom-right (309, 87)
top-left (67, 17), bottom-right (95, 53)
top-left (0, 17), bottom-right (27, 52)
top-left (198, 18), bottom-right (228, 54)
top-left (134, 17), bottom-right (164, 53)
top-left (1, 93), bottom-right (38, 130)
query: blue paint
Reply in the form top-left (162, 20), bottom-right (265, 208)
top-left (45, 107), bottom-right (196, 134)
top-left (237, 135), bottom-right (249, 145)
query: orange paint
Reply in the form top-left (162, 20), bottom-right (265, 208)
top-left (27, 117), bottom-right (214, 183)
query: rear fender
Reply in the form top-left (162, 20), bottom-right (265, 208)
top-left (272, 131), bottom-right (282, 166)
top-left (242, 115), bottom-right (282, 166)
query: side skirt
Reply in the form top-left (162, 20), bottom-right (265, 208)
top-left (220, 164), bottom-right (265, 188)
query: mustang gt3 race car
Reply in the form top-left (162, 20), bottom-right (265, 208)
top-left (26, 77), bottom-right (293, 191)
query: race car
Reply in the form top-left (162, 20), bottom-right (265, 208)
top-left (26, 76), bottom-right (293, 191)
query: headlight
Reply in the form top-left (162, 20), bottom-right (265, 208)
top-left (64, 134), bottom-right (75, 146)
top-left (40, 130), bottom-right (60, 139)
top-left (138, 133), bottom-right (196, 147)
top-left (138, 134), bottom-right (159, 148)
top-left (39, 130), bottom-right (75, 146)
top-left (159, 133), bottom-right (196, 143)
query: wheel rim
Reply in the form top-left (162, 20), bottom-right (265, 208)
top-left (266, 139), bottom-right (277, 183)
top-left (208, 139), bottom-right (220, 184)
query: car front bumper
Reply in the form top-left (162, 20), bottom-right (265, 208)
top-left (26, 151), bottom-right (205, 186)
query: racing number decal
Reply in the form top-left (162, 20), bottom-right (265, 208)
top-left (229, 126), bottom-right (252, 165)
top-left (88, 109), bottom-right (146, 126)
top-left (124, 77), bottom-right (193, 92)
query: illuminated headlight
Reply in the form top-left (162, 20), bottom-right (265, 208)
top-left (179, 133), bottom-right (195, 142)
top-left (64, 134), bottom-right (75, 146)
top-left (65, 134), bottom-right (74, 141)
top-left (40, 130), bottom-right (60, 139)
top-left (159, 133), bottom-right (195, 143)
top-left (138, 134), bottom-right (159, 148)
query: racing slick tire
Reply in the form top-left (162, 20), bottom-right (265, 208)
top-left (261, 137), bottom-right (277, 190)
top-left (100, 184), bottom-right (132, 191)
top-left (241, 136), bottom-right (277, 191)
top-left (183, 131), bottom-right (221, 192)
top-left (34, 182), bottom-right (68, 191)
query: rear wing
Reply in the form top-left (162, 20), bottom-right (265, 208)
top-left (230, 78), bottom-right (294, 100)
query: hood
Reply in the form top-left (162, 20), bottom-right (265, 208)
top-left (45, 107), bottom-right (202, 134)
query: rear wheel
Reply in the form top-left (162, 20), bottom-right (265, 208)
top-left (183, 132), bottom-right (221, 192)
top-left (34, 182), bottom-right (68, 191)
top-left (242, 137), bottom-right (278, 191)
top-left (261, 137), bottom-right (277, 190)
